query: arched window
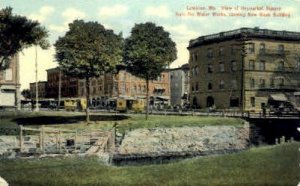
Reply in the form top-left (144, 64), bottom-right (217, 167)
top-left (208, 83), bottom-right (213, 90)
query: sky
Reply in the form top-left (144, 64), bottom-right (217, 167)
top-left (1, 0), bottom-right (300, 90)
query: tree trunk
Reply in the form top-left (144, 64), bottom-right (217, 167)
top-left (146, 77), bottom-right (149, 120)
top-left (85, 77), bottom-right (90, 123)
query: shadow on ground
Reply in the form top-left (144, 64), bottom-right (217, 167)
top-left (13, 115), bottom-right (130, 125)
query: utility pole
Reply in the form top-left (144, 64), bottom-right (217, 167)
top-left (35, 45), bottom-right (39, 112)
top-left (57, 67), bottom-right (62, 111)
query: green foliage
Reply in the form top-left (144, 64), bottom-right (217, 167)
top-left (54, 20), bottom-right (123, 79)
top-left (124, 22), bottom-right (177, 80)
top-left (0, 7), bottom-right (49, 70)
top-left (21, 89), bottom-right (31, 99)
top-left (0, 143), bottom-right (299, 185)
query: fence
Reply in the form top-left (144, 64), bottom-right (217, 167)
top-left (19, 125), bottom-right (115, 155)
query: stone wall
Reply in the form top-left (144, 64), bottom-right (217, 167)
top-left (116, 124), bottom-right (250, 160)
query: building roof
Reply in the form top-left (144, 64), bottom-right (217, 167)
top-left (188, 27), bottom-right (300, 49)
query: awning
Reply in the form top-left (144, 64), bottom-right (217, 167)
top-left (156, 96), bottom-right (170, 100)
top-left (294, 92), bottom-right (300, 96)
top-left (269, 94), bottom-right (288, 101)
top-left (154, 86), bottom-right (165, 90)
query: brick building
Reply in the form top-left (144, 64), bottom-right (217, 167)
top-left (46, 67), bottom-right (79, 99)
top-left (188, 27), bottom-right (300, 111)
top-left (169, 63), bottom-right (190, 107)
top-left (46, 66), bottom-right (170, 108)
top-left (78, 66), bottom-right (170, 108)
top-left (29, 81), bottom-right (47, 99)
top-left (0, 55), bottom-right (21, 109)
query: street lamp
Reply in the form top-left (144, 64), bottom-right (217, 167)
top-left (35, 45), bottom-right (39, 112)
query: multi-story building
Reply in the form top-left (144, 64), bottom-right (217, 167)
top-left (46, 67), bottom-right (80, 98)
top-left (169, 63), bottom-right (190, 107)
top-left (78, 65), bottom-right (171, 108)
top-left (29, 81), bottom-right (47, 99)
top-left (45, 65), bottom-right (170, 108)
top-left (0, 55), bottom-right (21, 109)
top-left (188, 27), bottom-right (300, 111)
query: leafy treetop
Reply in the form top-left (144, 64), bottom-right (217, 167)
top-left (0, 7), bottom-right (49, 69)
top-left (124, 22), bottom-right (177, 80)
top-left (54, 20), bottom-right (123, 79)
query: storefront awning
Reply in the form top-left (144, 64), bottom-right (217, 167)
top-left (156, 96), bottom-right (170, 100)
top-left (269, 94), bottom-right (288, 101)
top-left (154, 86), bottom-right (165, 90)
top-left (294, 92), bottom-right (300, 96)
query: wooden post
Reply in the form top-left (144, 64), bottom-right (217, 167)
top-left (74, 129), bottom-right (77, 151)
top-left (59, 130), bottom-right (62, 153)
top-left (19, 125), bottom-right (23, 153)
top-left (56, 132), bottom-right (59, 152)
top-left (41, 125), bottom-right (45, 154)
top-left (39, 127), bottom-right (43, 152)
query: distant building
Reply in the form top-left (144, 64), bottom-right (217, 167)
top-left (45, 66), bottom-right (171, 108)
top-left (29, 81), bottom-right (47, 99)
top-left (78, 65), bottom-right (171, 108)
top-left (46, 67), bottom-right (80, 98)
top-left (0, 55), bottom-right (21, 110)
top-left (169, 63), bottom-right (190, 107)
top-left (188, 27), bottom-right (300, 111)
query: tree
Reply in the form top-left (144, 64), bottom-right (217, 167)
top-left (21, 89), bottom-right (31, 99)
top-left (124, 22), bottom-right (177, 119)
top-left (54, 20), bottom-right (123, 122)
top-left (0, 7), bottom-right (49, 70)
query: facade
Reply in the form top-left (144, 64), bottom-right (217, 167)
top-left (169, 63), bottom-right (190, 107)
top-left (0, 55), bottom-right (21, 109)
top-left (78, 67), bottom-right (171, 108)
top-left (188, 27), bottom-right (300, 111)
top-left (46, 67), bottom-right (80, 99)
top-left (29, 81), bottom-right (47, 99)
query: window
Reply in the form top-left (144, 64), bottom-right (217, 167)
top-left (231, 79), bottom-right (237, 90)
top-left (259, 60), bottom-right (265, 71)
top-left (259, 79), bottom-right (265, 88)
top-left (230, 97), bottom-right (239, 107)
top-left (249, 60), bottom-right (255, 70)
top-left (278, 60), bottom-right (284, 71)
top-left (297, 58), bottom-right (300, 71)
top-left (279, 78), bottom-right (284, 88)
top-left (207, 48), bottom-right (213, 58)
top-left (208, 83), bottom-right (213, 90)
top-left (250, 97), bottom-right (255, 107)
top-left (219, 80), bottom-right (225, 90)
top-left (231, 60), bottom-right (237, 71)
top-left (219, 47), bottom-right (224, 56)
top-left (192, 84), bottom-right (195, 92)
top-left (219, 62), bottom-right (225, 72)
top-left (231, 46), bottom-right (236, 55)
top-left (250, 78), bottom-right (255, 88)
top-left (208, 64), bottom-right (213, 73)
top-left (278, 44), bottom-right (284, 54)
top-left (4, 68), bottom-right (12, 81)
top-left (195, 82), bottom-right (199, 91)
top-left (259, 43), bottom-right (265, 54)
top-left (270, 78), bottom-right (274, 88)
top-left (247, 43), bottom-right (255, 54)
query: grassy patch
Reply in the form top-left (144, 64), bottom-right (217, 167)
top-left (0, 111), bottom-right (244, 134)
top-left (0, 143), bottom-right (299, 185)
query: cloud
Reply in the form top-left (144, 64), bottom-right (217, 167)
top-left (98, 4), bottom-right (129, 18)
top-left (49, 25), bottom-right (66, 33)
top-left (28, 6), bottom-right (55, 23)
top-left (62, 7), bottom-right (86, 24)
top-left (144, 5), bottom-right (171, 18)
top-left (165, 24), bottom-right (199, 42)
top-left (49, 7), bottom-right (86, 33)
